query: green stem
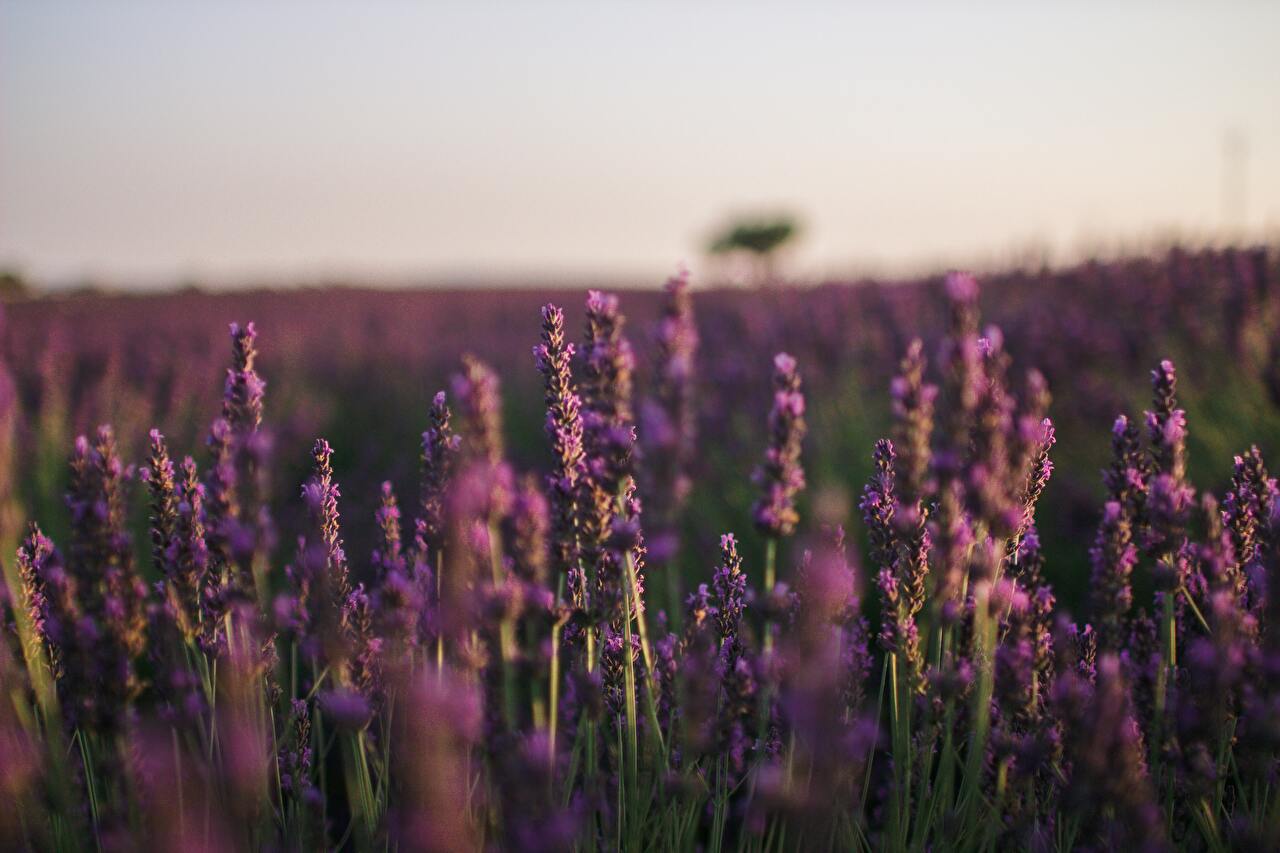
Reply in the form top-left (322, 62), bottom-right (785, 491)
top-left (487, 521), bottom-right (518, 731)
top-left (764, 537), bottom-right (777, 595)
top-left (620, 554), bottom-right (641, 830)
top-left (745, 534), bottom-right (783, 813)
top-left (959, 583), bottom-right (995, 835)
top-left (549, 615), bottom-right (565, 774)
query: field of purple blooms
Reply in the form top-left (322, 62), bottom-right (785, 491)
top-left (1, 247), bottom-right (1280, 850)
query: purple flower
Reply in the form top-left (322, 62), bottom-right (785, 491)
top-left (306, 438), bottom-right (349, 597)
top-left (416, 390), bottom-right (459, 557)
top-left (1223, 445), bottom-right (1276, 589)
top-left (142, 428), bottom-right (180, 579)
top-left (372, 480), bottom-right (406, 580)
top-left (203, 416), bottom-right (238, 570)
top-left (453, 354), bottom-right (505, 468)
top-left (65, 425), bottom-right (146, 733)
top-left (1090, 501), bottom-right (1138, 652)
top-left (278, 699), bottom-right (317, 803)
top-left (1145, 473), bottom-right (1194, 580)
top-left (172, 457), bottom-right (209, 644)
top-left (937, 271), bottom-right (984, 466)
top-left (346, 583), bottom-right (380, 699)
top-left (16, 524), bottom-right (71, 679)
top-left (535, 304), bottom-right (587, 601)
top-left (1008, 417), bottom-right (1055, 553)
top-left (504, 475), bottom-right (550, 587)
top-left (222, 321), bottom-right (265, 434)
top-left (711, 533), bottom-right (746, 664)
top-left (864, 439), bottom-right (924, 691)
top-left (890, 338), bottom-right (937, 506)
top-left (861, 439), bottom-right (897, 578)
top-left (641, 267), bottom-right (700, 570)
top-left (1103, 413), bottom-right (1150, 535)
top-left (373, 556), bottom-right (424, 663)
top-left (578, 291), bottom-right (643, 628)
top-left (284, 440), bottom-right (356, 672)
top-left (581, 290), bottom-right (635, 431)
top-left (752, 353), bottom-right (807, 539)
top-left (204, 321), bottom-right (274, 598)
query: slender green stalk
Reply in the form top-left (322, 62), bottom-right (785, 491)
top-left (487, 521), bottom-right (518, 730)
top-left (763, 537), bottom-right (777, 598)
top-left (959, 582), bottom-right (996, 836)
top-left (887, 652), bottom-right (912, 851)
top-left (549, 615), bottom-right (565, 774)
top-left (341, 732), bottom-right (377, 845)
top-left (757, 535), bottom-right (781, 750)
top-left (619, 557), bottom-right (641, 831)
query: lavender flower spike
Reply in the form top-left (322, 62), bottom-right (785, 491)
top-left (66, 425), bottom-right (147, 732)
top-left (862, 439), bottom-right (898, 577)
top-left (581, 290), bottom-right (635, 431)
top-left (1223, 445), bottom-right (1275, 576)
top-left (373, 480), bottom-right (406, 580)
top-left (864, 439), bottom-right (923, 688)
top-left (204, 320), bottom-right (272, 598)
top-left (372, 487), bottom-right (424, 666)
top-left (711, 533), bottom-right (747, 662)
top-left (142, 428), bottom-right (180, 578)
top-left (1089, 501), bottom-right (1138, 652)
top-left (306, 438), bottom-right (350, 603)
top-left (1147, 358), bottom-right (1187, 485)
top-left (223, 321), bottom-right (265, 433)
top-left (535, 304), bottom-right (587, 598)
top-left (752, 352), bottom-right (806, 539)
top-left (1008, 417), bottom-right (1056, 555)
top-left (174, 457), bottom-right (210, 643)
top-left (642, 267), bottom-right (699, 565)
top-left (452, 355), bottom-right (513, 521)
top-left (890, 339), bottom-right (936, 507)
top-left (579, 290), bottom-right (640, 625)
top-left (16, 524), bottom-right (61, 676)
top-left (1104, 414), bottom-right (1149, 516)
top-left (416, 390), bottom-right (459, 558)
top-left (453, 354), bottom-right (505, 468)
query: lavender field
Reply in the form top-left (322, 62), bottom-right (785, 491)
top-left (3, 246), bottom-right (1280, 851)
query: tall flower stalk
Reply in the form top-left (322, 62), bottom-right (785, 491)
top-left (642, 267), bottom-right (700, 621)
top-left (752, 352), bottom-right (806, 596)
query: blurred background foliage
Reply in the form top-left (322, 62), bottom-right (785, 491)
top-left (3, 245), bottom-right (1278, 613)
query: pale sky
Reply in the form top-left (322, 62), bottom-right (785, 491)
top-left (2, 1), bottom-right (1278, 289)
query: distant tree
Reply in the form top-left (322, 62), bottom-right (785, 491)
top-left (0, 269), bottom-right (31, 302)
top-left (707, 215), bottom-right (800, 286)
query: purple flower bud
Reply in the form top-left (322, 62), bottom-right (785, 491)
top-left (536, 304), bottom-right (588, 599)
top-left (416, 390), bottom-right (459, 556)
top-left (752, 353), bottom-right (806, 539)
top-left (453, 354), bottom-right (505, 468)
top-left (640, 267), bottom-right (700, 575)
